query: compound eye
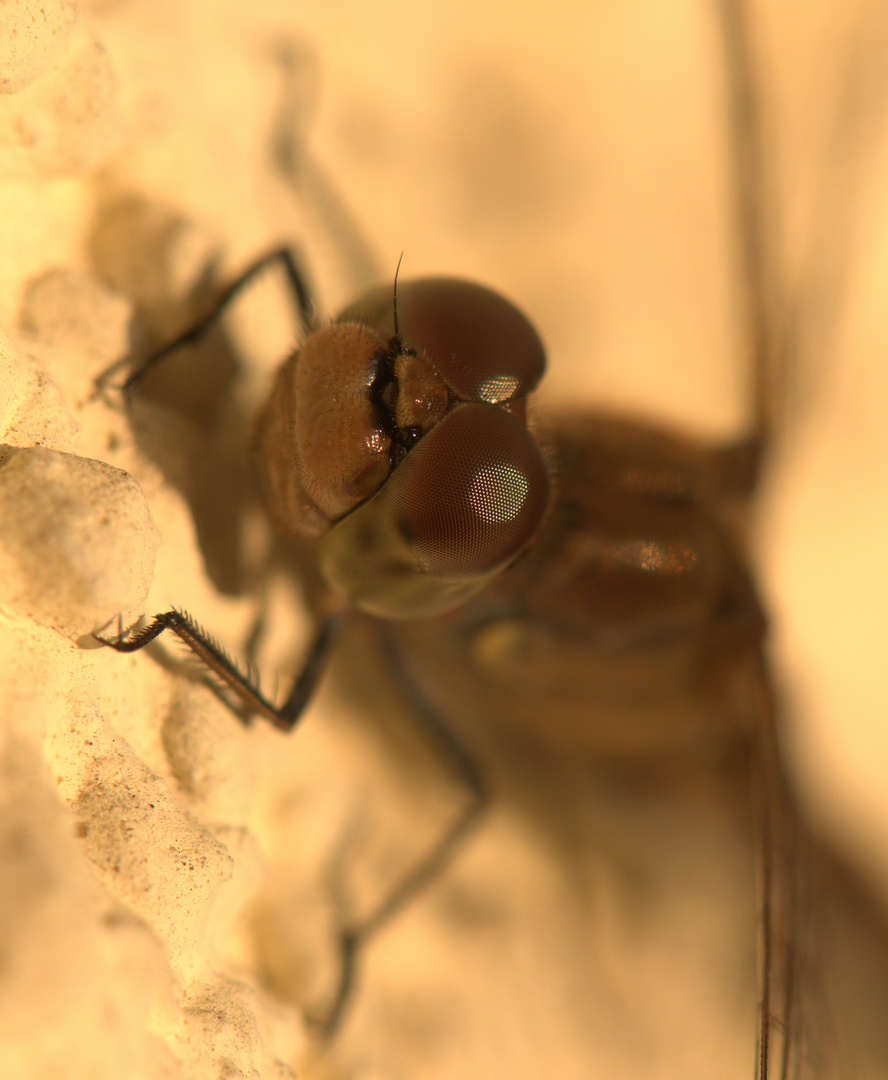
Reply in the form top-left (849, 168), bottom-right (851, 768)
top-left (395, 279), bottom-right (546, 403)
top-left (394, 403), bottom-right (550, 578)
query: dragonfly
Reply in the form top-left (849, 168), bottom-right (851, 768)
top-left (92, 1), bottom-right (888, 1077)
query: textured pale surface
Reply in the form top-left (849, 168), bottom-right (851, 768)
top-left (0, 0), bottom-right (77, 94)
top-left (0, 1), bottom-right (887, 1079)
top-left (0, 448), bottom-right (160, 637)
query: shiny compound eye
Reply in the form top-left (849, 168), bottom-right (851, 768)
top-left (394, 280), bottom-right (546, 403)
top-left (319, 403), bottom-right (550, 619)
top-left (338, 278), bottom-right (546, 405)
top-left (395, 403), bottom-right (550, 577)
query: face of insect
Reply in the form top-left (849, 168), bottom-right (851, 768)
top-left (255, 278), bottom-right (550, 619)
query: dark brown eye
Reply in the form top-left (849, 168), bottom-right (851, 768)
top-left (319, 401), bottom-right (550, 618)
top-left (394, 280), bottom-right (545, 402)
top-left (338, 278), bottom-right (546, 404)
top-left (393, 403), bottom-right (549, 578)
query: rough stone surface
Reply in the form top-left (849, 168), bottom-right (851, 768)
top-left (0, 448), bottom-right (160, 638)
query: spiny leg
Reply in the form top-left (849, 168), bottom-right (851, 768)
top-left (100, 606), bottom-right (489, 1036)
top-left (95, 601), bottom-right (485, 1035)
top-left (95, 607), bottom-right (343, 733)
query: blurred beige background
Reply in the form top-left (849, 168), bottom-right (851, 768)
top-left (1, 0), bottom-right (887, 1077)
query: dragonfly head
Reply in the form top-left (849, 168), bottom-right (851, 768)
top-left (256, 277), bottom-right (551, 618)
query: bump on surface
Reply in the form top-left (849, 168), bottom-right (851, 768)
top-left (0, 448), bottom-right (160, 638)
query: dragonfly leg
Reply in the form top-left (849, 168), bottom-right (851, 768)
top-left (94, 606), bottom-right (342, 733)
top-left (92, 246), bottom-right (316, 399)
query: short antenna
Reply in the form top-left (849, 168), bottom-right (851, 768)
top-left (392, 251), bottom-right (404, 338)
